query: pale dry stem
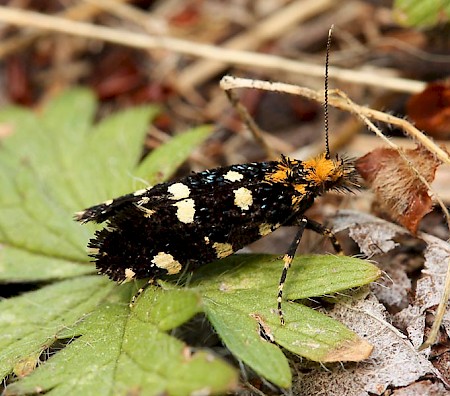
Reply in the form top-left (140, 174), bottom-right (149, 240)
top-left (221, 75), bottom-right (450, 350)
top-left (0, 5), bottom-right (425, 93)
top-left (0, 0), bottom-right (133, 58)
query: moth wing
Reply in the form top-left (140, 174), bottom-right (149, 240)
top-left (75, 161), bottom-right (274, 224)
top-left (74, 185), bottom-right (168, 224)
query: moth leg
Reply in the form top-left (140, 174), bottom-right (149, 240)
top-left (285, 216), bottom-right (343, 255)
top-left (129, 278), bottom-right (156, 309)
top-left (305, 218), bottom-right (343, 255)
top-left (223, 88), bottom-right (277, 160)
top-left (278, 217), bottom-right (308, 326)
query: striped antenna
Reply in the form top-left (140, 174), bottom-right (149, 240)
top-left (324, 25), bottom-right (333, 159)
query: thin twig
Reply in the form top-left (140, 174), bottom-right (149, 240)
top-left (0, 6), bottom-right (425, 93)
top-left (419, 260), bottom-right (450, 350)
top-left (337, 90), bottom-right (450, 230)
top-left (221, 75), bottom-right (450, 351)
top-left (220, 76), bottom-right (449, 166)
top-left (81, 0), bottom-right (166, 34)
top-left (176, 0), bottom-right (335, 90)
top-left (224, 89), bottom-right (277, 160)
top-left (418, 233), bottom-right (450, 351)
top-left (0, 0), bottom-right (133, 58)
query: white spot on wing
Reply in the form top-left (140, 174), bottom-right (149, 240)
top-left (104, 199), bottom-right (113, 206)
top-left (224, 170), bottom-right (244, 182)
top-left (138, 196), bottom-right (150, 205)
top-left (138, 206), bottom-right (156, 218)
top-left (259, 223), bottom-right (273, 236)
top-left (74, 211), bottom-right (86, 220)
top-left (173, 198), bottom-right (196, 223)
top-left (233, 187), bottom-right (253, 211)
top-left (133, 188), bottom-right (148, 196)
top-left (123, 268), bottom-right (136, 283)
top-left (151, 252), bottom-right (182, 274)
top-left (212, 242), bottom-right (234, 258)
top-left (204, 236), bottom-right (210, 244)
top-left (168, 183), bottom-right (191, 200)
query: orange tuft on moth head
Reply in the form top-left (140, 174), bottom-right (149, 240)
top-left (303, 153), bottom-right (359, 194)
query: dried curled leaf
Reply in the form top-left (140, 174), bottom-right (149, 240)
top-left (294, 293), bottom-right (440, 395)
top-left (355, 145), bottom-right (441, 234)
top-left (407, 82), bottom-right (450, 139)
top-left (333, 210), bottom-right (450, 350)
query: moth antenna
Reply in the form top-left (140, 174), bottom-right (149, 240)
top-left (324, 25), bottom-right (333, 159)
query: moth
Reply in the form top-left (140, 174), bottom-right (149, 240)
top-left (76, 148), bottom-right (357, 322)
top-left (76, 28), bottom-right (358, 324)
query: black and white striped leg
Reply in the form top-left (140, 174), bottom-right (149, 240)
top-left (129, 278), bottom-right (155, 309)
top-left (305, 218), bottom-right (343, 255)
top-left (278, 217), bottom-right (308, 326)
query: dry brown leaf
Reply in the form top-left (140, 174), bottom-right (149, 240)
top-left (332, 210), bottom-right (450, 340)
top-left (332, 212), bottom-right (450, 327)
top-left (332, 210), bottom-right (450, 387)
top-left (293, 293), bottom-right (440, 395)
top-left (390, 380), bottom-right (448, 396)
top-left (407, 82), bottom-right (450, 139)
top-left (355, 145), bottom-right (441, 234)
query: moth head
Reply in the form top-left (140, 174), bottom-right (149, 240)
top-left (302, 153), bottom-right (359, 194)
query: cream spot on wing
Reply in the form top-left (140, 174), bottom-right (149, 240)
top-left (151, 252), bottom-right (182, 275)
top-left (74, 210), bottom-right (86, 220)
top-left (134, 199), bottom-right (155, 217)
top-left (138, 196), bottom-right (150, 205)
top-left (168, 183), bottom-right (191, 200)
top-left (259, 223), bottom-right (273, 236)
top-left (141, 207), bottom-right (156, 218)
top-left (123, 268), bottom-right (136, 282)
top-left (212, 242), bottom-right (234, 258)
top-left (233, 187), bottom-right (253, 210)
top-left (104, 199), bottom-right (113, 206)
top-left (224, 170), bottom-right (244, 182)
top-left (204, 236), bottom-right (210, 244)
top-left (133, 188), bottom-right (148, 196)
top-left (173, 198), bottom-right (195, 223)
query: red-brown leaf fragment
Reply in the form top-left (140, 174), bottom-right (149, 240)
top-left (355, 145), bottom-right (441, 234)
top-left (407, 82), bottom-right (450, 139)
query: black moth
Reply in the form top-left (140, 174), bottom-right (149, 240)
top-left (76, 152), bottom-right (358, 324)
top-left (76, 28), bottom-right (359, 324)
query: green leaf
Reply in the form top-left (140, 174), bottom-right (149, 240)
top-left (0, 247), bottom-right (95, 282)
top-left (192, 254), bottom-right (380, 386)
top-left (6, 286), bottom-right (236, 396)
top-left (0, 89), bottom-right (232, 394)
top-left (135, 125), bottom-right (214, 186)
top-left (0, 88), bottom-right (204, 282)
top-left (393, 0), bottom-right (450, 27)
top-left (0, 87), bottom-right (379, 392)
top-left (0, 276), bottom-right (114, 379)
top-left (204, 299), bottom-right (292, 387)
top-left (71, 104), bottom-right (160, 206)
top-left (0, 90), bottom-right (102, 277)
